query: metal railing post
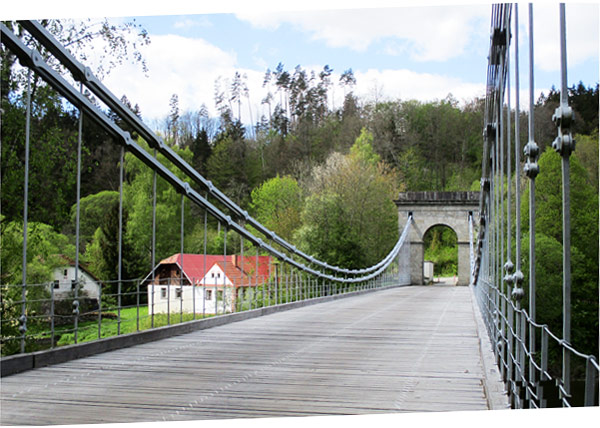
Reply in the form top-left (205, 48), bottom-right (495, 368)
top-left (19, 69), bottom-right (32, 354)
top-left (117, 146), bottom-right (124, 334)
top-left (553, 3), bottom-right (575, 404)
top-left (98, 283), bottom-right (102, 340)
top-left (540, 326), bottom-right (549, 408)
top-left (151, 149), bottom-right (157, 328)
top-left (524, 3), bottom-right (540, 395)
top-left (223, 226), bottom-right (228, 314)
top-left (240, 236), bottom-right (245, 312)
top-left (584, 358), bottom-right (598, 406)
top-left (180, 194), bottom-right (185, 323)
top-left (50, 283), bottom-right (55, 348)
top-left (136, 280), bottom-right (140, 332)
top-left (73, 81), bottom-right (83, 344)
top-left (203, 198), bottom-right (208, 318)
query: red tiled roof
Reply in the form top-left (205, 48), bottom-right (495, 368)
top-left (152, 254), bottom-right (272, 286)
top-left (213, 261), bottom-right (268, 288)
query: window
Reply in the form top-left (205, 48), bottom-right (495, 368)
top-left (206, 289), bottom-right (212, 300)
top-left (160, 287), bottom-right (167, 299)
top-left (217, 290), bottom-right (223, 301)
top-left (53, 280), bottom-right (60, 289)
top-left (175, 288), bottom-right (182, 298)
top-left (63, 269), bottom-right (68, 277)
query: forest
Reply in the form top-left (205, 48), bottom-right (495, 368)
top-left (1, 20), bottom-right (598, 362)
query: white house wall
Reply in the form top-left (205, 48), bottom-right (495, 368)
top-left (52, 267), bottom-right (100, 300)
top-left (147, 284), bottom-right (235, 315)
top-left (200, 265), bottom-right (233, 287)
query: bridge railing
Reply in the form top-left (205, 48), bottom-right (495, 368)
top-left (472, 3), bottom-right (598, 408)
top-left (0, 20), bottom-right (412, 359)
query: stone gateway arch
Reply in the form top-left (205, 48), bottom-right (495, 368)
top-left (395, 192), bottom-right (480, 286)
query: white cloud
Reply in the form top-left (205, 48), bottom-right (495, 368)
top-left (97, 38), bottom-right (488, 126)
top-left (523, 3), bottom-right (599, 72)
top-left (236, 5), bottom-right (491, 62)
top-left (354, 69), bottom-right (485, 105)
top-left (174, 16), bottom-right (213, 30)
top-left (77, 1), bottom-right (594, 127)
top-left (101, 34), bottom-right (237, 120)
top-left (4, 0), bottom-right (462, 20)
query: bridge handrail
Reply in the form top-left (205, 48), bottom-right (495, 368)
top-left (13, 20), bottom-right (401, 278)
top-left (471, 3), bottom-right (598, 408)
top-left (476, 275), bottom-right (599, 404)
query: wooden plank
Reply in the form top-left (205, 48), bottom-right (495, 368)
top-left (0, 286), bottom-right (507, 424)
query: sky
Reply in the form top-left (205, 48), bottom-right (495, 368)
top-left (3, 0), bottom-right (599, 127)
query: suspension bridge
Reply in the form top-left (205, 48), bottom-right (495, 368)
top-left (1, 4), bottom-right (598, 425)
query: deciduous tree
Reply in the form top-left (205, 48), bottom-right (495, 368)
top-left (250, 175), bottom-right (303, 242)
top-left (295, 130), bottom-right (399, 269)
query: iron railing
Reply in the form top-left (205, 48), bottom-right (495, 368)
top-left (472, 3), bottom-right (599, 408)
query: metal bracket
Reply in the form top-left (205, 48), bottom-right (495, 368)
top-left (552, 104), bottom-right (576, 156)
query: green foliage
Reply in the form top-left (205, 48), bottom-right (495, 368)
top-left (1, 18), bottom-right (151, 231)
top-left (519, 234), bottom-right (598, 364)
top-left (189, 128), bottom-right (212, 175)
top-left (0, 219), bottom-right (74, 355)
top-left (424, 226), bottom-right (458, 276)
top-left (1, 218), bottom-right (75, 285)
top-left (85, 227), bottom-right (111, 282)
top-left (295, 133), bottom-right (399, 269)
top-left (569, 82), bottom-right (599, 135)
top-left (55, 306), bottom-right (210, 347)
top-left (349, 128), bottom-right (380, 166)
top-left (206, 132), bottom-right (261, 207)
top-left (121, 140), bottom-right (196, 277)
top-left (573, 132), bottom-right (599, 192)
top-left (250, 175), bottom-right (303, 241)
top-left (522, 148), bottom-right (599, 263)
top-left (540, 83), bottom-right (598, 137)
top-left (519, 147), bottom-right (599, 365)
top-left (0, 87), bottom-right (79, 230)
top-left (68, 190), bottom-right (119, 248)
top-left (364, 97), bottom-right (483, 191)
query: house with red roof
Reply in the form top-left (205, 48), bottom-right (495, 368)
top-left (144, 253), bottom-right (273, 315)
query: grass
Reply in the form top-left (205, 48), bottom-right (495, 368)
top-left (56, 306), bottom-right (214, 346)
top-left (9, 283), bottom-right (367, 353)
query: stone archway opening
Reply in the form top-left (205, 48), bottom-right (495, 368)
top-left (395, 191), bottom-right (479, 286)
top-left (423, 224), bottom-right (459, 285)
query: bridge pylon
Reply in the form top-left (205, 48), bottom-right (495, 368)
top-left (395, 191), bottom-right (480, 286)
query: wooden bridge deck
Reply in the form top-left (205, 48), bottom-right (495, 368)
top-left (0, 285), bottom-right (508, 425)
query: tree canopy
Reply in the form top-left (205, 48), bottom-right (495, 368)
top-left (295, 129), bottom-right (399, 269)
